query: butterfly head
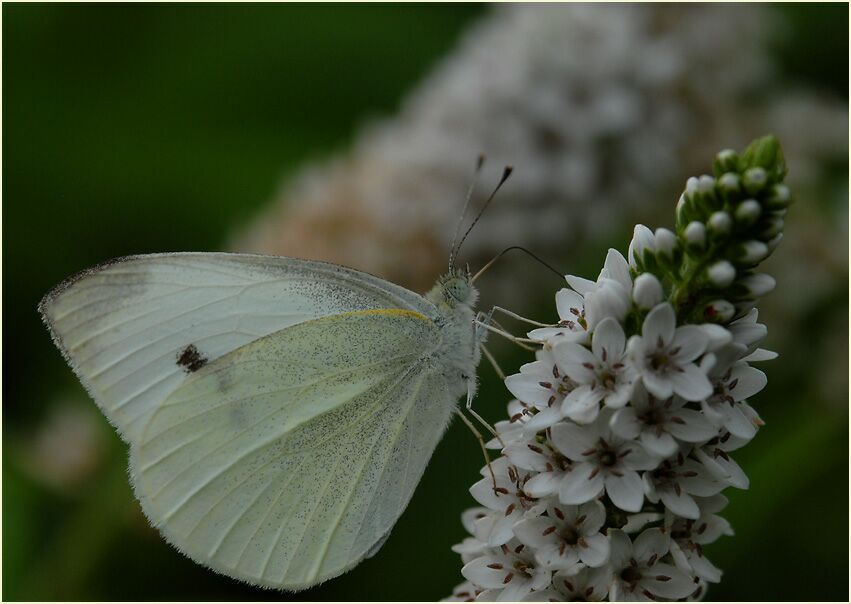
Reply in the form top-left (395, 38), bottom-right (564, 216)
top-left (427, 267), bottom-right (478, 309)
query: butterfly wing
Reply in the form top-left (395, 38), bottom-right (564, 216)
top-left (39, 253), bottom-right (435, 442)
top-left (131, 309), bottom-right (457, 589)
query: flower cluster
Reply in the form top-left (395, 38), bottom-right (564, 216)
top-left (447, 136), bottom-right (790, 601)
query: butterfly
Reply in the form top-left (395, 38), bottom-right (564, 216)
top-left (38, 166), bottom-right (516, 591)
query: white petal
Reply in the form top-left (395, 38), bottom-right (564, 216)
top-left (523, 406), bottom-right (565, 433)
top-left (604, 248), bottom-right (632, 291)
top-left (743, 347), bottom-right (778, 362)
top-left (643, 303), bottom-right (675, 347)
top-left (550, 421), bottom-right (597, 460)
top-left (558, 464), bottom-right (605, 505)
top-left (659, 486), bottom-right (700, 519)
top-left (642, 371), bottom-right (675, 400)
top-left (621, 441), bottom-right (661, 471)
top-left (723, 404), bottom-right (758, 440)
top-left (462, 556), bottom-right (511, 589)
top-left (688, 550), bottom-right (723, 583)
top-left (578, 500), bottom-right (607, 533)
top-left (566, 274), bottom-right (597, 296)
top-left (553, 343), bottom-right (597, 383)
top-left (504, 441), bottom-right (552, 472)
top-left (592, 317), bottom-right (626, 361)
top-left (606, 529), bottom-right (633, 569)
top-left (578, 532), bottom-right (610, 567)
top-left (639, 430), bottom-right (679, 458)
top-left (514, 516), bottom-right (557, 549)
top-left (728, 363), bottom-right (767, 401)
top-left (670, 325), bottom-right (709, 362)
top-left (524, 471), bottom-right (564, 498)
top-left (556, 288), bottom-right (585, 319)
top-left (505, 373), bottom-right (555, 409)
top-left (489, 512), bottom-right (522, 546)
top-left (632, 527), bottom-right (670, 563)
top-left (605, 470), bottom-right (645, 512)
top-left (669, 363), bottom-right (713, 401)
top-left (562, 387), bottom-right (604, 423)
top-left (665, 408), bottom-right (719, 442)
top-left (643, 563), bottom-right (697, 599)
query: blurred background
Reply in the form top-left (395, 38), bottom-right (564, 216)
top-left (3, 3), bottom-right (847, 600)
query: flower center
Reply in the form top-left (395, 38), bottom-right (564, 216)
top-left (599, 451), bottom-right (617, 466)
top-left (561, 526), bottom-right (580, 545)
top-left (650, 353), bottom-right (669, 371)
top-left (600, 369), bottom-right (616, 390)
top-left (620, 565), bottom-right (643, 584)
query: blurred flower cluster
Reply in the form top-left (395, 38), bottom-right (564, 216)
top-left (447, 137), bottom-right (790, 601)
top-left (235, 4), bottom-right (843, 299)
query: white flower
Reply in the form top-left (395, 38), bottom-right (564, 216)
top-left (522, 566), bottom-right (610, 601)
top-left (489, 399), bottom-right (536, 447)
top-left (692, 433), bottom-right (750, 490)
top-left (606, 528), bottom-right (697, 601)
top-left (610, 385), bottom-right (717, 457)
top-left (461, 540), bottom-right (553, 602)
top-left (469, 457), bottom-right (545, 546)
top-left (627, 303), bottom-right (713, 401)
top-left (504, 436), bottom-right (572, 499)
top-left (528, 288), bottom-right (590, 344)
top-left (642, 453), bottom-right (724, 519)
top-left (513, 500), bottom-right (610, 572)
top-left (548, 412), bottom-right (658, 512)
top-left (702, 347), bottom-right (766, 440)
top-left (452, 507), bottom-right (497, 564)
top-left (505, 351), bottom-right (577, 432)
top-left (584, 278), bottom-right (632, 330)
top-left (667, 494), bottom-right (734, 584)
top-left (553, 318), bottom-right (637, 423)
top-left (654, 228), bottom-right (677, 260)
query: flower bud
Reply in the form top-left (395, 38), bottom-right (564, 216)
top-left (685, 176), bottom-right (700, 197)
top-left (698, 175), bottom-right (716, 193)
top-left (708, 260), bottom-right (736, 288)
top-left (714, 149), bottom-right (739, 174)
top-left (735, 199), bottom-right (761, 226)
top-left (684, 221), bottom-right (706, 249)
top-left (739, 273), bottom-right (776, 298)
top-left (707, 211), bottom-right (732, 235)
top-left (632, 273), bottom-right (663, 309)
top-left (703, 299), bottom-right (735, 323)
top-left (761, 214), bottom-right (785, 238)
top-left (766, 183), bottom-right (792, 209)
top-left (738, 240), bottom-right (768, 264)
top-left (766, 233), bottom-right (783, 252)
top-left (743, 167), bottom-right (768, 195)
top-left (718, 172), bottom-right (741, 195)
top-left (701, 323), bottom-right (734, 351)
top-left (628, 224), bottom-right (655, 268)
top-left (654, 228), bottom-right (677, 260)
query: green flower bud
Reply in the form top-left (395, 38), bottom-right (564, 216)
top-left (707, 211), bottom-right (732, 236)
top-left (708, 260), bottom-right (736, 288)
top-left (735, 199), bottom-right (761, 226)
top-left (738, 240), bottom-right (769, 264)
top-left (704, 299), bottom-right (735, 323)
top-left (684, 221), bottom-right (706, 249)
top-left (743, 167), bottom-right (768, 195)
top-left (713, 149), bottom-right (739, 176)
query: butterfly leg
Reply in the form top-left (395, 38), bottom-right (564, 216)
top-left (487, 305), bottom-right (554, 328)
top-left (480, 345), bottom-right (505, 380)
top-left (454, 409), bottom-right (499, 491)
top-left (474, 319), bottom-right (539, 351)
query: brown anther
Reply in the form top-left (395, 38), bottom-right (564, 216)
top-left (674, 482), bottom-right (682, 496)
top-left (514, 544), bottom-right (525, 553)
top-left (547, 395), bottom-right (556, 407)
top-left (487, 563), bottom-right (503, 570)
top-left (505, 503), bottom-right (516, 516)
top-left (494, 487), bottom-right (510, 495)
top-left (647, 553), bottom-right (658, 566)
top-left (643, 589), bottom-right (658, 600)
top-left (612, 362), bottom-right (624, 369)
top-left (553, 507), bottom-right (565, 520)
top-left (601, 349), bottom-right (608, 362)
top-left (539, 381), bottom-right (553, 389)
top-left (528, 444), bottom-right (544, 453)
top-left (729, 378), bottom-right (738, 389)
top-left (578, 537), bottom-right (588, 548)
top-left (552, 365), bottom-right (560, 378)
top-left (655, 575), bottom-right (671, 581)
top-left (670, 416), bottom-right (686, 424)
top-left (683, 471), bottom-right (698, 477)
top-left (697, 522), bottom-right (707, 535)
top-left (588, 467), bottom-right (600, 480)
top-left (581, 447), bottom-right (597, 456)
top-left (503, 572), bottom-right (514, 584)
top-left (542, 525), bottom-right (557, 536)
top-left (576, 514), bottom-right (586, 525)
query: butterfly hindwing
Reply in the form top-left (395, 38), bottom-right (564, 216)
top-left (38, 253), bottom-right (435, 443)
top-left (131, 309), bottom-right (456, 589)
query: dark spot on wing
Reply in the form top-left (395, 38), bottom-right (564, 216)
top-left (177, 344), bottom-right (208, 373)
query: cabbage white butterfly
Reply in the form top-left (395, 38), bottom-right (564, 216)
top-left (38, 166), bottom-right (515, 590)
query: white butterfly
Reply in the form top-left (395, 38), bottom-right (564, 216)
top-left (39, 251), bottom-right (487, 590)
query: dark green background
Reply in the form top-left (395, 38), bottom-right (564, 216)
top-left (3, 3), bottom-right (848, 601)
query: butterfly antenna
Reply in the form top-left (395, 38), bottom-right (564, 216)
top-left (453, 165), bottom-right (513, 270)
top-left (472, 245), bottom-right (564, 283)
top-left (449, 154), bottom-right (486, 272)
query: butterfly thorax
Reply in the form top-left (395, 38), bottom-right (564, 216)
top-left (425, 272), bottom-right (482, 399)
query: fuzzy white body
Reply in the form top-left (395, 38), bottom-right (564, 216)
top-left (39, 253), bottom-right (482, 590)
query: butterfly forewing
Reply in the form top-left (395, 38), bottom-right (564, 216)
top-left (131, 310), bottom-right (456, 589)
top-left (39, 253), bottom-right (435, 443)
